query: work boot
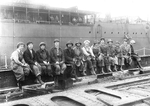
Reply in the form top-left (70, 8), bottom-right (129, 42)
top-left (91, 68), bottom-right (96, 75)
top-left (75, 77), bottom-right (82, 82)
top-left (113, 65), bottom-right (118, 72)
top-left (37, 75), bottom-right (44, 85)
top-left (18, 81), bottom-right (23, 90)
top-left (94, 67), bottom-right (97, 73)
top-left (81, 71), bottom-right (87, 76)
top-left (106, 65), bottom-right (112, 73)
top-left (120, 66), bottom-right (123, 71)
top-left (101, 67), bottom-right (105, 74)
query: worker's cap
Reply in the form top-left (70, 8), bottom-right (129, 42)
top-left (66, 40), bottom-right (73, 46)
top-left (84, 40), bottom-right (90, 44)
top-left (27, 42), bottom-right (33, 46)
top-left (17, 42), bottom-right (25, 48)
top-left (54, 39), bottom-right (60, 43)
top-left (75, 41), bottom-right (82, 46)
top-left (39, 42), bottom-right (46, 47)
top-left (107, 39), bottom-right (113, 43)
top-left (130, 40), bottom-right (136, 44)
top-left (100, 37), bottom-right (105, 41)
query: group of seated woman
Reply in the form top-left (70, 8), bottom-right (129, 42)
top-left (10, 38), bottom-right (142, 89)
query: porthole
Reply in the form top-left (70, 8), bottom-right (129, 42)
top-left (133, 32), bottom-right (134, 34)
top-left (104, 32), bottom-right (106, 34)
top-left (118, 32), bottom-right (119, 34)
top-left (111, 32), bottom-right (113, 34)
top-left (141, 33), bottom-right (142, 34)
top-left (89, 31), bottom-right (91, 33)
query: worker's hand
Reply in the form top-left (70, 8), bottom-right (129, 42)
top-left (59, 61), bottom-right (64, 64)
top-left (43, 61), bottom-right (48, 65)
top-left (73, 58), bottom-right (76, 62)
top-left (24, 63), bottom-right (28, 67)
top-left (35, 62), bottom-right (38, 66)
top-left (55, 61), bottom-right (59, 65)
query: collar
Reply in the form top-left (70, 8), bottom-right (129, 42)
top-left (40, 49), bottom-right (45, 52)
top-left (17, 49), bottom-right (21, 53)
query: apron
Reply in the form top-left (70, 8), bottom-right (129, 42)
top-left (11, 51), bottom-right (25, 81)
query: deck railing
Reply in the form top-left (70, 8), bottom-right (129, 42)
top-left (0, 54), bottom-right (8, 69)
top-left (135, 47), bottom-right (150, 56)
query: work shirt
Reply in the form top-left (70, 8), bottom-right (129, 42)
top-left (10, 49), bottom-right (25, 66)
top-left (100, 44), bottom-right (108, 56)
top-left (50, 47), bottom-right (64, 63)
top-left (82, 46), bottom-right (95, 57)
top-left (120, 44), bottom-right (130, 55)
top-left (73, 47), bottom-right (84, 58)
top-left (36, 49), bottom-right (50, 63)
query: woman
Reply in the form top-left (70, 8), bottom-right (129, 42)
top-left (10, 42), bottom-right (30, 90)
top-left (82, 40), bottom-right (96, 75)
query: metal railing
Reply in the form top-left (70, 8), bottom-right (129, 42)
top-left (0, 54), bottom-right (8, 69)
top-left (135, 47), bottom-right (150, 56)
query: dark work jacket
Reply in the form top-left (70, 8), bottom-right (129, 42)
top-left (100, 44), bottom-right (109, 56)
top-left (107, 45), bottom-right (116, 57)
top-left (50, 47), bottom-right (64, 63)
top-left (64, 47), bottom-right (75, 64)
top-left (130, 44), bottom-right (136, 55)
top-left (23, 49), bottom-right (36, 66)
top-left (36, 49), bottom-right (50, 63)
top-left (73, 47), bottom-right (84, 58)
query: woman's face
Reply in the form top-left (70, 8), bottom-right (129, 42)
top-left (124, 41), bottom-right (127, 45)
top-left (85, 42), bottom-right (89, 47)
top-left (40, 45), bottom-right (45, 50)
top-left (100, 40), bottom-right (105, 45)
top-left (28, 43), bottom-right (33, 50)
top-left (19, 45), bottom-right (24, 51)
top-left (55, 42), bottom-right (59, 48)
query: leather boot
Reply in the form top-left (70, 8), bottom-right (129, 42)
top-left (113, 65), bottom-right (118, 72)
top-left (37, 75), bottom-right (44, 85)
top-left (101, 67), bottom-right (105, 74)
top-left (81, 71), bottom-right (87, 76)
top-left (91, 67), bottom-right (96, 75)
top-left (120, 66), bottom-right (123, 71)
top-left (106, 65), bottom-right (112, 73)
top-left (18, 80), bottom-right (23, 90)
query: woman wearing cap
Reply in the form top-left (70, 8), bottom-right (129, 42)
top-left (10, 42), bottom-right (30, 90)
top-left (107, 39), bottom-right (118, 72)
top-left (92, 40), bottom-right (100, 71)
top-left (120, 39), bottom-right (132, 66)
top-left (50, 39), bottom-right (66, 75)
top-left (23, 42), bottom-right (45, 86)
top-left (73, 41), bottom-right (85, 76)
top-left (129, 40), bottom-right (143, 69)
top-left (64, 41), bottom-right (82, 81)
top-left (36, 42), bottom-right (52, 77)
top-left (99, 38), bottom-right (109, 73)
top-left (82, 40), bottom-right (96, 75)
top-left (115, 41), bottom-right (124, 71)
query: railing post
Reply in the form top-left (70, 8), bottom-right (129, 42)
top-left (4, 55), bottom-right (7, 69)
top-left (143, 47), bottom-right (146, 56)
